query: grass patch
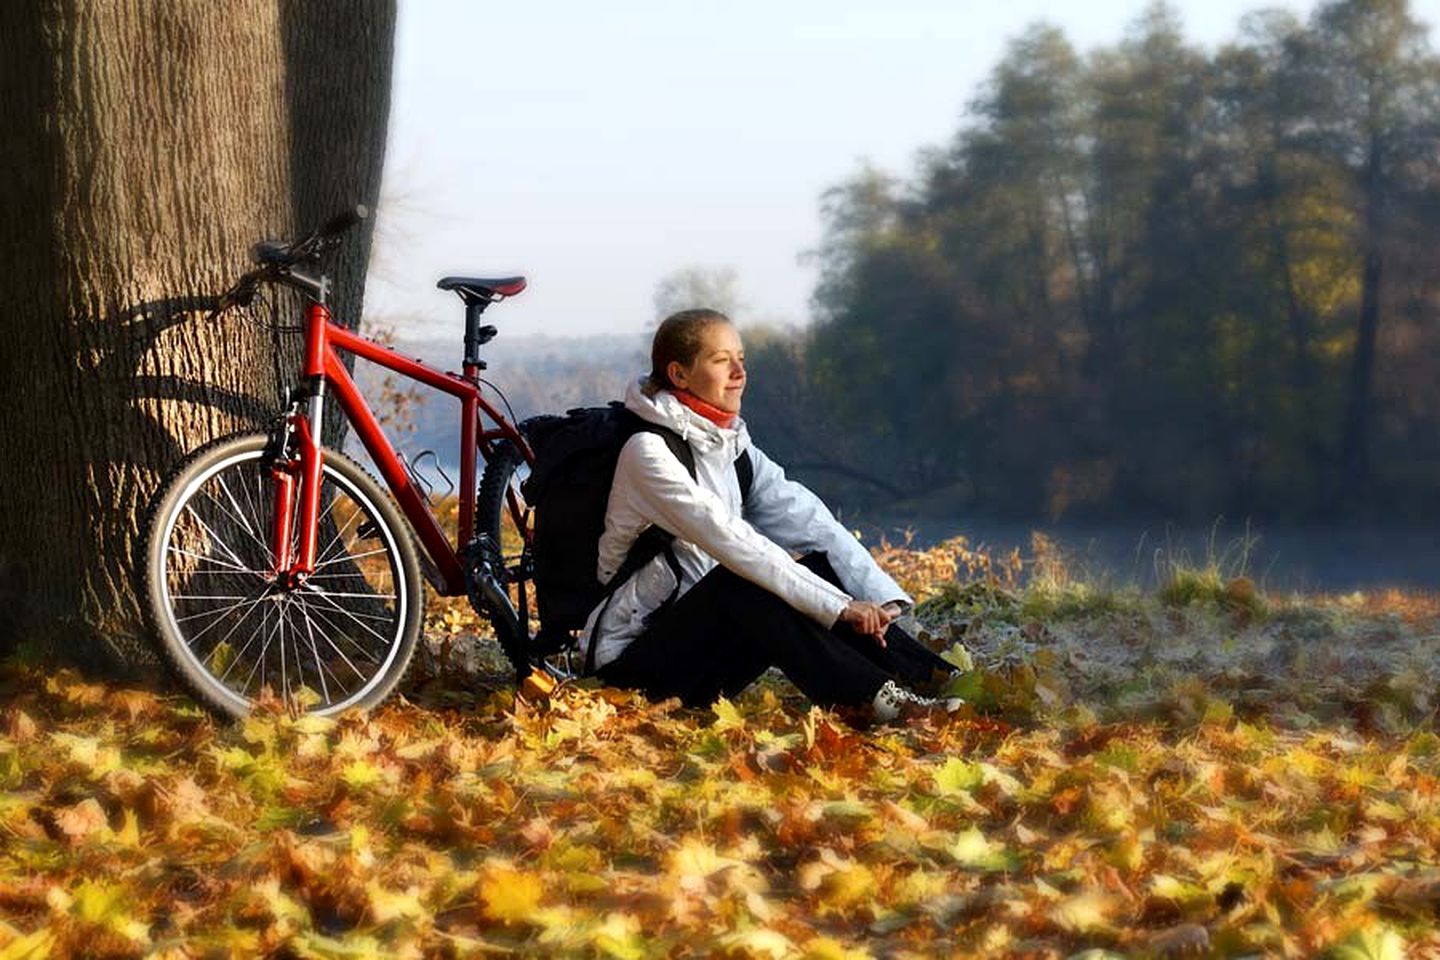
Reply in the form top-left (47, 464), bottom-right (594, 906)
top-left (1158, 566), bottom-right (1268, 619)
top-left (1020, 581), bottom-right (1135, 621)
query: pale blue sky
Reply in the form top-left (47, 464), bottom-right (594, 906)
top-left (364, 0), bottom-right (1439, 340)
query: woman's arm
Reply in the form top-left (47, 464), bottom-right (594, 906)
top-left (741, 444), bottom-right (913, 609)
top-left (612, 433), bottom-right (852, 628)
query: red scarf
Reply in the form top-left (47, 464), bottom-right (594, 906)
top-left (672, 389), bottom-right (737, 429)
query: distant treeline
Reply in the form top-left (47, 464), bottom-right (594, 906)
top-left (743, 0), bottom-right (1440, 523)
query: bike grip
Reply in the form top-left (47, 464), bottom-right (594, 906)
top-left (320, 204), bottom-right (369, 237)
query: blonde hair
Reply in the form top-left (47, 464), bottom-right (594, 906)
top-left (646, 309), bottom-right (732, 394)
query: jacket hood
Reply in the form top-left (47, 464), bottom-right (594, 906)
top-left (623, 378), bottom-right (750, 456)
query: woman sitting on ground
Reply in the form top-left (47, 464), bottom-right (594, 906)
top-left (583, 308), bottom-right (958, 724)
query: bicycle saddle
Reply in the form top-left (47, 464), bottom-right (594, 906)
top-left (437, 275), bottom-right (527, 305)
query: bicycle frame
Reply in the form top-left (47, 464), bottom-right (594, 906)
top-left (270, 301), bottom-right (533, 596)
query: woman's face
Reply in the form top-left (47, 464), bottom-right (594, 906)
top-left (669, 322), bottom-right (746, 413)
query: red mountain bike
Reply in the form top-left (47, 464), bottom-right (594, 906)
top-left (142, 207), bottom-right (548, 718)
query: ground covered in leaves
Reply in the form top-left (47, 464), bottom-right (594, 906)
top-left (4, 536), bottom-right (1440, 958)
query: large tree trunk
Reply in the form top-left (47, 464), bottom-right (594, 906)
top-left (0, 1), bottom-right (395, 671)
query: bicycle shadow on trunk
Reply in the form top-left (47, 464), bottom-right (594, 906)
top-left (45, 292), bottom-right (362, 695)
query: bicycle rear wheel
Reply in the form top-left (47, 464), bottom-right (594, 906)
top-left (143, 433), bottom-right (423, 718)
top-left (474, 440), bottom-right (541, 679)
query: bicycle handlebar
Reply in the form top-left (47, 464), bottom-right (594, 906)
top-left (251, 203), bottom-right (369, 268)
top-left (211, 204), bottom-right (369, 315)
top-left (318, 205), bottom-right (369, 239)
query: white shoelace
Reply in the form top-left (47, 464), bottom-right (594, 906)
top-left (871, 680), bottom-right (962, 722)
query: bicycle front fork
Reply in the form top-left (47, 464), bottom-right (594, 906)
top-left (268, 382), bottom-right (327, 586)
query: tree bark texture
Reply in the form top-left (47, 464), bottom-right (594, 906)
top-left (0, 1), bottom-right (396, 670)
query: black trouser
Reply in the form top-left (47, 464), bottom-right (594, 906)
top-left (597, 552), bottom-right (952, 708)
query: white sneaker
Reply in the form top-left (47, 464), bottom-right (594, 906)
top-left (871, 680), bottom-right (963, 723)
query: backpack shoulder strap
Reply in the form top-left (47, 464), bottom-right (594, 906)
top-left (633, 418), bottom-right (753, 510)
top-left (735, 449), bottom-right (754, 506)
top-left (630, 420), bottom-right (696, 480)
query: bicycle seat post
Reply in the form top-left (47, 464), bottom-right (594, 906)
top-left (437, 275), bottom-right (524, 374)
top-left (463, 300), bottom-right (489, 371)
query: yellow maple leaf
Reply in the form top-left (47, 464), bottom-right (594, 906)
top-left (819, 864), bottom-right (877, 913)
top-left (668, 839), bottom-right (731, 882)
top-left (340, 759), bottom-right (384, 790)
top-left (478, 863), bottom-right (544, 925)
top-left (71, 880), bottom-right (149, 945)
top-left (365, 881), bottom-right (426, 925)
top-left (712, 697), bottom-right (746, 732)
top-left (715, 928), bottom-right (794, 959)
top-left (802, 936), bottom-right (872, 960)
top-left (934, 757), bottom-right (984, 794)
top-left (1050, 890), bottom-right (1114, 933)
top-left (589, 912), bottom-right (646, 960)
top-left (949, 826), bottom-right (1020, 872)
top-left (1326, 925), bottom-right (1407, 960)
top-left (0, 926), bottom-right (57, 960)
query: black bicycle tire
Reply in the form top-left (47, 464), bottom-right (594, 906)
top-left (474, 440), bottom-right (532, 678)
top-left (141, 432), bottom-right (424, 719)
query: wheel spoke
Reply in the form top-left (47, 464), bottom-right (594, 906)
top-left (170, 594), bottom-right (259, 601)
top-left (313, 498), bottom-right (364, 569)
top-left (183, 569), bottom-right (266, 576)
top-left (239, 601), bottom-right (285, 696)
top-left (298, 603), bottom-right (335, 705)
top-left (300, 589), bottom-right (398, 600)
top-left (294, 599), bottom-right (363, 692)
top-left (173, 592), bottom-right (264, 625)
top-left (302, 571), bottom-right (386, 580)
top-left (289, 602), bottom-right (394, 623)
top-left (217, 599), bottom-right (276, 684)
top-left (287, 601), bottom-right (309, 703)
top-left (182, 590), bottom-right (271, 647)
top-left (297, 596), bottom-right (388, 667)
top-left (237, 467), bottom-right (273, 554)
top-left (292, 597), bottom-right (371, 682)
top-left (211, 476), bottom-right (271, 559)
top-left (278, 597), bottom-right (290, 705)
top-left (183, 503), bottom-right (257, 572)
top-left (167, 546), bottom-right (252, 573)
top-left (297, 585), bottom-right (396, 650)
top-left (312, 547), bottom-right (391, 570)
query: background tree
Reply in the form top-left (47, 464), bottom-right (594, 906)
top-left (1298, 0), bottom-right (1440, 510)
top-left (652, 265), bottom-right (745, 324)
top-left (0, 2), bottom-right (396, 668)
top-left (787, 0), bottom-right (1440, 524)
top-left (929, 23), bottom-right (1091, 515)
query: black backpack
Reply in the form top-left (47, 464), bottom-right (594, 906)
top-left (520, 403), bottom-right (753, 665)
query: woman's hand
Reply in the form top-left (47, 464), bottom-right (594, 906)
top-left (839, 600), bottom-right (896, 647)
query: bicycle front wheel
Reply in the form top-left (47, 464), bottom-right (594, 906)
top-left (143, 433), bottom-right (423, 718)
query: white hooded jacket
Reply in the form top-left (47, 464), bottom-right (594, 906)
top-left (581, 378), bottom-right (912, 670)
